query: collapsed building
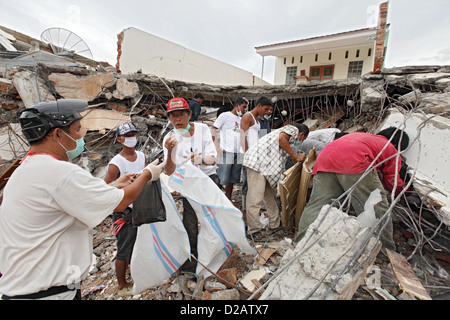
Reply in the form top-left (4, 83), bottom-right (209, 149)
top-left (0, 23), bottom-right (449, 300)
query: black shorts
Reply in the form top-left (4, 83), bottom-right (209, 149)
top-left (112, 208), bottom-right (138, 261)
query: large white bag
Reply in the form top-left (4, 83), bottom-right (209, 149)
top-left (131, 178), bottom-right (190, 295)
top-left (169, 163), bottom-right (256, 278)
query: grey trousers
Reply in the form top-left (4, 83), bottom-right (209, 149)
top-left (294, 170), bottom-right (395, 251)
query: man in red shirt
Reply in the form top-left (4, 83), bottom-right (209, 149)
top-left (294, 127), bottom-right (409, 252)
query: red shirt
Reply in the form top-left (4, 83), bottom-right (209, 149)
top-left (312, 132), bottom-right (404, 192)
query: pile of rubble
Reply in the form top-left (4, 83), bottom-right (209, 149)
top-left (79, 183), bottom-right (449, 301)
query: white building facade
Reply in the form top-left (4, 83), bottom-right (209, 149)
top-left (117, 27), bottom-right (269, 86)
top-left (256, 27), bottom-right (389, 85)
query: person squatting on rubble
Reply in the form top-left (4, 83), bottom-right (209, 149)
top-left (294, 127), bottom-right (410, 253)
top-left (104, 122), bottom-right (146, 297)
top-left (243, 122), bottom-right (310, 241)
top-left (162, 97), bottom-right (219, 276)
top-left (0, 100), bottom-right (165, 300)
top-left (211, 98), bottom-right (248, 200)
top-left (240, 97), bottom-right (274, 220)
top-left (188, 93), bottom-right (204, 122)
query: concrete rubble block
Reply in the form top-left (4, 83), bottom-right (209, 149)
top-left (380, 109), bottom-right (450, 226)
top-left (12, 70), bottom-right (55, 107)
top-left (260, 205), bottom-right (380, 300)
top-left (211, 288), bottom-right (240, 300)
top-left (361, 81), bottom-right (386, 111)
top-left (435, 78), bottom-right (450, 90)
top-left (407, 72), bottom-right (450, 86)
top-left (418, 92), bottom-right (450, 114)
top-left (113, 78), bottom-right (140, 100)
top-left (48, 72), bottom-right (116, 101)
top-left (79, 108), bottom-right (131, 136)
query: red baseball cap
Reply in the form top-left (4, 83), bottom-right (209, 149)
top-left (167, 98), bottom-right (190, 113)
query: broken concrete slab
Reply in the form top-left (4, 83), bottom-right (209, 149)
top-left (379, 109), bottom-right (450, 227)
top-left (0, 123), bottom-right (28, 160)
top-left (112, 78), bottom-right (140, 100)
top-left (48, 72), bottom-right (116, 101)
top-left (260, 205), bottom-right (381, 300)
top-left (407, 72), bottom-right (450, 86)
top-left (12, 70), bottom-right (55, 107)
top-left (79, 108), bottom-right (131, 136)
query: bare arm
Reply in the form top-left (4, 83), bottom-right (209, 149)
top-left (240, 114), bottom-right (252, 152)
top-left (104, 164), bottom-right (120, 184)
top-left (114, 170), bottom-right (152, 212)
top-left (279, 133), bottom-right (306, 162)
top-left (211, 126), bottom-right (223, 157)
top-left (164, 136), bottom-right (178, 176)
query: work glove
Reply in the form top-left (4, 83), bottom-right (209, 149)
top-left (144, 159), bottom-right (166, 181)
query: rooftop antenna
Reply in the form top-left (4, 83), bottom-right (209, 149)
top-left (40, 27), bottom-right (94, 63)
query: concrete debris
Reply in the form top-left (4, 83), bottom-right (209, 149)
top-left (12, 70), bottom-right (55, 107)
top-left (48, 72), bottom-right (116, 102)
top-left (259, 205), bottom-right (381, 300)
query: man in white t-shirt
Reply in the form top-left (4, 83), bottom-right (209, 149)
top-left (163, 97), bottom-right (218, 275)
top-left (0, 100), bottom-right (165, 300)
top-left (104, 122), bottom-right (146, 297)
top-left (211, 98), bottom-right (248, 200)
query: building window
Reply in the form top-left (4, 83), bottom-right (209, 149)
top-left (315, 54), bottom-right (319, 62)
top-left (329, 52), bottom-right (332, 60)
top-left (310, 65), bottom-right (334, 81)
top-left (368, 48), bottom-right (372, 57)
top-left (356, 49), bottom-right (360, 58)
top-left (286, 66), bottom-right (298, 85)
top-left (292, 57), bottom-right (295, 64)
top-left (300, 56), bottom-right (303, 63)
top-left (348, 61), bottom-right (364, 78)
top-left (284, 58), bottom-right (286, 65)
top-left (345, 51), bottom-right (349, 59)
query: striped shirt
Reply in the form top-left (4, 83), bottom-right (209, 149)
top-left (243, 125), bottom-right (299, 189)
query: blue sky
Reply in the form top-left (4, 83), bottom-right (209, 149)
top-left (2, 0), bottom-right (449, 83)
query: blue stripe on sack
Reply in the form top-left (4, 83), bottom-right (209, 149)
top-left (151, 224), bottom-right (182, 271)
top-left (148, 185), bottom-right (186, 274)
top-left (202, 206), bottom-right (232, 257)
top-left (152, 242), bottom-right (174, 275)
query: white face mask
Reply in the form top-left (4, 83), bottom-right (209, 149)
top-left (237, 110), bottom-right (243, 117)
top-left (123, 136), bottom-right (137, 148)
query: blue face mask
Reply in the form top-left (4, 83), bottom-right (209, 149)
top-left (174, 124), bottom-right (191, 135)
top-left (60, 130), bottom-right (86, 159)
top-left (294, 140), bottom-right (301, 147)
top-left (264, 115), bottom-right (271, 121)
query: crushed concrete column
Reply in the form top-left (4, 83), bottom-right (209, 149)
top-left (260, 204), bottom-right (381, 300)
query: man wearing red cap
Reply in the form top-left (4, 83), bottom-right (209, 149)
top-left (162, 97), bottom-right (218, 275)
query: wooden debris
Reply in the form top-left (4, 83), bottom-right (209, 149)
top-left (386, 249), bottom-right (432, 300)
top-left (295, 147), bottom-right (317, 228)
top-left (256, 248), bottom-right (277, 265)
top-left (240, 268), bottom-right (267, 292)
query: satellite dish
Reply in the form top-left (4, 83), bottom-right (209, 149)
top-left (40, 27), bottom-right (94, 61)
